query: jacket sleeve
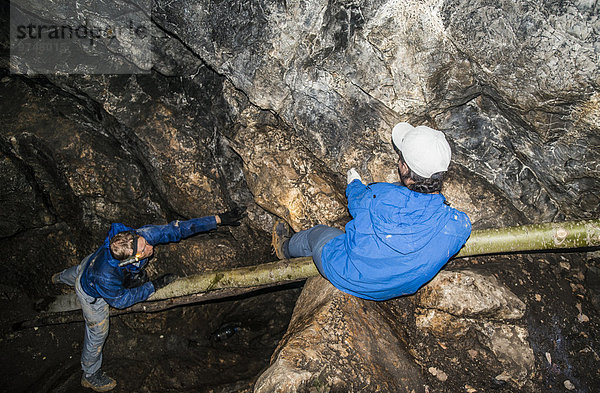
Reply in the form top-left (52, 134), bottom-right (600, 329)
top-left (135, 216), bottom-right (218, 246)
top-left (458, 211), bottom-right (473, 244)
top-left (93, 275), bottom-right (155, 309)
top-left (346, 179), bottom-right (369, 218)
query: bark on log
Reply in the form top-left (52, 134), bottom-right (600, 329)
top-left (27, 219), bottom-right (600, 327)
top-left (456, 219), bottom-right (600, 257)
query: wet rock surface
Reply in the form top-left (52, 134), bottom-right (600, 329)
top-left (1, 285), bottom-right (302, 393)
top-left (225, 83), bottom-right (349, 232)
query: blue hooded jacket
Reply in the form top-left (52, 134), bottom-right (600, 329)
top-left (321, 180), bottom-right (471, 301)
top-left (80, 216), bottom-right (217, 309)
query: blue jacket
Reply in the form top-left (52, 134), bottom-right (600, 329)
top-left (80, 216), bottom-right (217, 309)
top-left (321, 180), bottom-right (471, 301)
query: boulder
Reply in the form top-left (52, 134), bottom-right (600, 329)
top-left (415, 270), bottom-right (534, 388)
top-left (257, 268), bottom-right (535, 392)
top-left (254, 277), bottom-right (425, 393)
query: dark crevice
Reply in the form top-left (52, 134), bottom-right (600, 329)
top-left (0, 136), bottom-right (59, 225)
top-left (150, 15), bottom-right (219, 76)
top-left (150, 14), bottom-right (287, 126)
top-left (37, 74), bottom-right (185, 222)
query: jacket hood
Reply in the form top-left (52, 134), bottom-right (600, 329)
top-left (369, 185), bottom-right (449, 254)
top-left (103, 223), bottom-right (136, 268)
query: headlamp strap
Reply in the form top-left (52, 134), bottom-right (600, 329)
top-left (118, 231), bottom-right (141, 267)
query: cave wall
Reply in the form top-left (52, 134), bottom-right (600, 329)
top-left (1, 0), bottom-right (599, 352)
top-left (0, 67), bottom-right (281, 299)
top-left (152, 0), bottom-right (600, 222)
top-left (1, 0), bottom-right (599, 392)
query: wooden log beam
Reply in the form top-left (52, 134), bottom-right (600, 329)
top-left (456, 219), bottom-right (600, 257)
top-left (21, 219), bottom-right (600, 328)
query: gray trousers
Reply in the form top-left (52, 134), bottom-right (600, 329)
top-left (287, 224), bottom-right (344, 278)
top-left (57, 255), bottom-right (109, 376)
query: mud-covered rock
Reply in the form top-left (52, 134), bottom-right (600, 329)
top-left (44, 71), bottom-right (234, 219)
top-left (0, 150), bottom-right (53, 238)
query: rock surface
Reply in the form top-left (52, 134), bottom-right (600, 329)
top-left (255, 277), bottom-right (425, 393)
top-left (1, 0), bottom-right (599, 392)
top-left (226, 82), bottom-right (349, 232)
top-left (256, 267), bottom-right (538, 392)
top-left (415, 270), bottom-right (534, 388)
top-left (152, 0), bottom-right (600, 221)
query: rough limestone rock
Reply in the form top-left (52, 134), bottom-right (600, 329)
top-left (416, 270), bottom-right (526, 320)
top-left (152, 0), bottom-right (600, 222)
top-left (254, 276), bottom-right (425, 393)
top-left (5, 0), bottom-right (598, 292)
top-left (415, 270), bottom-right (534, 387)
top-left (226, 82), bottom-right (349, 232)
top-left (258, 268), bottom-right (537, 392)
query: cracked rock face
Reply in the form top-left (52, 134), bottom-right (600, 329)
top-left (5, 0), bottom-right (598, 287)
top-left (152, 0), bottom-right (599, 222)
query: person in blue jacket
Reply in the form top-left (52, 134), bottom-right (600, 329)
top-left (52, 207), bottom-right (245, 392)
top-left (272, 122), bottom-right (471, 301)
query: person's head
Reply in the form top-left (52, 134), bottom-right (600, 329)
top-left (391, 122), bottom-right (451, 194)
top-left (109, 231), bottom-right (154, 261)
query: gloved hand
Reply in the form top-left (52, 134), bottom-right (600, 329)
top-left (347, 168), bottom-right (362, 184)
top-left (218, 206), bottom-right (247, 226)
top-left (152, 273), bottom-right (178, 291)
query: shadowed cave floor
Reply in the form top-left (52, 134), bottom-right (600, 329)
top-left (0, 284), bottom-right (302, 393)
top-left (1, 252), bottom-right (599, 393)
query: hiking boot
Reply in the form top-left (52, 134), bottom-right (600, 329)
top-left (81, 370), bottom-right (117, 392)
top-left (271, 220), bottom-right (292, 259)
top-left (51, 272), bottom-right (61, 284)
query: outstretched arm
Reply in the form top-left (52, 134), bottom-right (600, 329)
top-left (136, 216), bottom-right (218, 246)
top-left (135, 207), bottom-right (246, 246)
top-left (346, 168), bottom-right (369, 218)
